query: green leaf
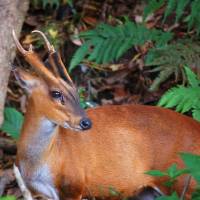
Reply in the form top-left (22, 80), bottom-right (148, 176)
top-left (192, 187), bottom-right (200, 200)
top-left (188, 0), bottom-right (200, 32)
top-left (0, 196), bottom-right (16, 200)
top-left (69, 42), bottom-right (90, 72)
top-left (184, 66), bottom-right (199, 87)
top-left (108, 186), bottom-right (121, 197)
top-left (143, 0), bottom-right (165, 19)
top-left (175, 0), bottom-right (190, 23)
top-left (192, 107), bottom-right (200, 122)
top-left (167, 164), bottom-right (178, 178)
top-left (70, 18), bottom-right (172, 69)
top-left (145, 170), bottom-right (166, 177)
top-left (144, 0), bottom-right (200, 35)
top-left (0, 107), bottom-right (24, 139)
top-left (180, 153), bottom-right (200, 184)
top-left (164, 179), bottom-right (177, 188)
top-left (156, 192), bottom-right (179, 200)
top-left (163, 0), bottom-right (177, 23)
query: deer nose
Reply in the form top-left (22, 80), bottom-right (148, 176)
top-left (80, 118), bottom-right (92, 130)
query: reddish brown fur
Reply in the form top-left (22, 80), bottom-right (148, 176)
top-left (13, 30), bottom-right (200, 200)
top-left (43, 105), bottom-right (200, 199)
top-left (17, 93), bottom-right (200, 199)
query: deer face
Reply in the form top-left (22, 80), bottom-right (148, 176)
top-left (13, 30), bottom-right (92, 131)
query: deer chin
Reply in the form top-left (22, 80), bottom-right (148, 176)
top-left (62, 121), bottom-right (82, 132)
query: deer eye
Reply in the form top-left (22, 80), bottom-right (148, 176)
top-left (50, 91), bottom-right (62, 99)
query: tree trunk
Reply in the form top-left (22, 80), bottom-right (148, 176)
top-left (0, 0), bottom-right (29, 126)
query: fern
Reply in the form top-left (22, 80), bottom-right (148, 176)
top-left (187, 0), bottom-right (200, 34)
top-left (69, 19), bottom-right (172, 72)
top-left (143, 0), bottom-right (165, 19)
top-left (145, 39), bottom-right (200, 91)
top-left (163, 0), bottom-right (177, 22)
top-left (31, 0), bottom-right (60, 9)
top-left (158, 66), bottom-right (200, 121)
top-left (144, 0), bottom-right (200, 34)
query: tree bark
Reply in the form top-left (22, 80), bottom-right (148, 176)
top-left (0, 0), bottom-right (29, 126)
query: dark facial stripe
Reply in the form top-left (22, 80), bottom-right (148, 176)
top-left (44, 59), bottom-right (54, 72)
top-left (65, 86), bottom-right (79, 103)
top-left (52, 52), bottom-right (72, 85)
top-left (49, 54), bottom-right (61, 77)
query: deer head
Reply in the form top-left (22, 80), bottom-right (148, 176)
top-left (12, 30), bottom-right (92, 131)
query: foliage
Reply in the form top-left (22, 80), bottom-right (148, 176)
top-left (192, 188), bottom-right (200, 200)
top-left (78, 87), bottom-right (90, 109)
top-left (145, 164), bottom-right (189, 188)
top-left (180, 153), bottom-right (200, 185)
top-left (146, 153), bottom-right (200, 200)
top-left (31, 0), bottom-right (61, 9)
top-left (158, 66), bottom-right (200, 121)
top-left (69, 19), bottom-right (173, 72)
top-left (144, 0), bottom-right (200, 34)
top-left (145, 39), bottom-right (200, 91)
top-left (108, 186), bottom-right (121, 197)
top-left (0, 107), bottom-right (24, 139)
top-left (156, 192), bottom-right (179, 200)
top-left (0, 196), bottom-right (16, 200)
top-left (143, 0), bottom-right (165, 19)
top-left (78, 87), bottom-right (97, 109)
top-left (34, 23), bottom-right (61, 50)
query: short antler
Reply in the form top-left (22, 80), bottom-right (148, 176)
top-left (12, 30), bottom-right (29, 55)
top-left (31, 30), bottom-right (73, 84)
top-left (12, 30), bottom-right (58, 84)
top-left (32, 30), bottom-right (55, 53)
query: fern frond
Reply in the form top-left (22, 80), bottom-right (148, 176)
top-left (144, 0), bottom-right (200, 35)
top-left (143, 0), bottom-right (165, 19)
top-left (70, 19), bottom-right (172, 71)
top-left (158, 66), bottom-right (200, 121)
top-left (175, 0), bottom-right (190, 23)
top-left (145, 39), bottom-right (200, 91)
top-left (163, 0), bottom-right (176, 22)
top-left (192, 106), bottom-right (200, 121)
top-left (188, 0), bottom-right (200, 34)
top-left (149, 66), bottom-right (175, 91)
top-left (184, 66), bottom-right (199, 87)
top-left (159, 85), bottom-right (199, 113)
top-left (69, 42), bottom-right (90, 72)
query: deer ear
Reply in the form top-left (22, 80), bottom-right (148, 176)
top-left (13, 68), bottom-right (40, 93)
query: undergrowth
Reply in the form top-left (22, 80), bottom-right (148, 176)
top-left (69, 18), bottom-right (173, 72)
top-left (147, 153), bottom-right (200, 200)
top-left (144, 0), bottom-right (200, 35)
top-left (145, 39), bottom-right (200, 91)
top-left (158, 66), bottom-right (200, 122)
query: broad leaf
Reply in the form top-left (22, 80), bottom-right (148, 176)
top-left (145, 170), bottom-right (166, 177)
top-left (0, 107), bottom-right (24, 139)
top-left (180, 153), bottom-right (200, 185)
top-left (0, 196), bottom-right (16, 200)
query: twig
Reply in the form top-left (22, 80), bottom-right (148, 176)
top-left (13, 164), bottom-right (34, 200)
top-left (180, 175), bottom-right (192, 200)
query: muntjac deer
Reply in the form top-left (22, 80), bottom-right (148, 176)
top-left (12, 30), bottom-right (200, 200)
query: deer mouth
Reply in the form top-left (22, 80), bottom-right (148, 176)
top-left (63, 122), bottom-right (83, 132)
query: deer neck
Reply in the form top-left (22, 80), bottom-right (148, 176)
top-left (17, 98), bottom-right (57, 164)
